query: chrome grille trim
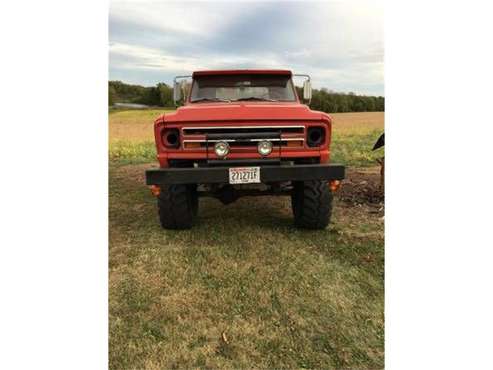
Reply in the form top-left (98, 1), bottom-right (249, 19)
top-left (182, 125), bottom-right (305, 136)
top-left (183, 138), bottom-right (304, 143)
top-left (183, 125), bottom-right (304, 131)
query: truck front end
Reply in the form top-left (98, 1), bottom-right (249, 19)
top-left (146, 70), bottom-right (345, 229)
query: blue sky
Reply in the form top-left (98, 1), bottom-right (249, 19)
top-left (109, 1), bottom-right (383, 96)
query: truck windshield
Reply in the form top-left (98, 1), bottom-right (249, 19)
top-left (190, 74), bottom-right (297, 102)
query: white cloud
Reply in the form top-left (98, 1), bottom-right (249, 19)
top-left (110, 42), bottom-right (206, 71)
top-left (110, 1), bottom-right (246, 36)
top-left (109, 0), bottom-right (384, 95)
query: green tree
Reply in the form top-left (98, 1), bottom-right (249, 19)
top-left (158, 83), bottom-right (174, 107)
top-left (108, 85), bottom-right (116, 106)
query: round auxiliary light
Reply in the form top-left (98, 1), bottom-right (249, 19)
top-left (257, 140), bottom-right (273, 156)
top-left (214, 141), bottom-right (230, 158)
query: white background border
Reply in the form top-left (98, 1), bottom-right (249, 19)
top-left (0, 0), bottom-right (108, 368)
top-left (1, 0), bottom-right (492, 368)
top-left (386, 0), bottom-right (493, 368)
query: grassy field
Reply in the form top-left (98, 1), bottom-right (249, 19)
top-left (109, 110), bottom-right (384, 167)
top-left (109, 110), bottom-right (385, 369)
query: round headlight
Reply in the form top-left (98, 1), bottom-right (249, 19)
top-left (214, 141), bottom-right (230, 158)
top-left (257, 140), bottom-right (273, 156)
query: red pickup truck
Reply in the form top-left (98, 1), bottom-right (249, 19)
top-left (146, 70), bottom-right (345, 229)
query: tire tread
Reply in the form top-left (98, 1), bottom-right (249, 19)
top-left (292, 180), bottom-right (333, 229)
top-left (157, 184), bottom-right (197, 229)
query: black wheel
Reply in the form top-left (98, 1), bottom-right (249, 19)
top-left (157, 184), bottom-right (198, 229)
top-left (291, 180), bottom-right (333, 229)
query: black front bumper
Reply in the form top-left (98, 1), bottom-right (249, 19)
top-left (146, 163), bottom-right (345, 185)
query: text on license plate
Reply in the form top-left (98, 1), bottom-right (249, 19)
top-left (229, 167), bottom-right (260, 184)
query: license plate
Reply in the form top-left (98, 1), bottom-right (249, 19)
top-left (229, 167), bottom-right (260, 184)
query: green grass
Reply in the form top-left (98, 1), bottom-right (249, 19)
top-left (109, 111), bottom-right (384, 368)
top-left (331, 130), bottom-right (384, 167)
top-left (109, 163), bottom-right (384, 369)
top-left (109, 140), bottom-right (156, 163)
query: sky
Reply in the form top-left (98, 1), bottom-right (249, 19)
top-left (109, 1), bottom-right (384, 96)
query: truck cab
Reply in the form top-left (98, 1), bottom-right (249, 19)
top-left (146, 70), bottom-right (345, 229)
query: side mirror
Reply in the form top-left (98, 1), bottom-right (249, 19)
top-left (173, 81), bottom-right (182, 104)
top-left (303, 80), bottom-right (312, 102)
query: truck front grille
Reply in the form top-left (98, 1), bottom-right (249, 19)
top-left (181, 125), bottom-right (305, 149)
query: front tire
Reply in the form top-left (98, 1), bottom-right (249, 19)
top-left (291, 180), bottom-right (333, 229)
top-left (158, 184), bottom-right (198, 229)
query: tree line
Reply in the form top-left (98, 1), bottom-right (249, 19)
top-left (109, 81), bottom-right (174, 107)
top-left (296, 87), bottom-right (384, 113)
top-left (109, 80), bottom-right (384, 112)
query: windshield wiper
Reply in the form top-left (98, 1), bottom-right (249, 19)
top-left (191, 97), bottom-right (231, 103)
top-left (234, 97), bottom-right (278, 102)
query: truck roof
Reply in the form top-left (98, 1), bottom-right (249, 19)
top-left (192, 69), bottom-right (292, 77)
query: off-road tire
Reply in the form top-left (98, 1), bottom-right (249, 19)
top-left (291, 180), bottom-right (333, 229)
top-left (158, 184), bottom-right (198, 229)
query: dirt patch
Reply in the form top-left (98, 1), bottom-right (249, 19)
top-left (113, 162), bottom-right (384, 208)
top-left (339, 167), bottom-right (384, 206)
top-left (113, 163), bottom-right (157, 185)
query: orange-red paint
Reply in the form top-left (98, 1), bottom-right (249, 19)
top-left (153, 70), bottom-right (333, 168)
top-left (150, 185), bottom-right (161, 197)
top-left (329, 180), bottom-right (341, 192)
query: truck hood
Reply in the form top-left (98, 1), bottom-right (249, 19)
top-left (163, 103), bottom-right (325, 123)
